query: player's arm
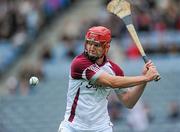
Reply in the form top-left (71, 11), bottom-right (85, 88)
top-left (96, 72), bottom-right (147, 88)
top-left (116, 83), bottom-right (146, 109)
top-left (113, 61), bottom-right (156, 109)
top-left (96, 61), bottom-right (158, 88)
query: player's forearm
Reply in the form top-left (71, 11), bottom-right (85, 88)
top-left (108, 75), bottom-right (148, 88)
top-left (118, 83), bottom-right (147, 109)
top-left (125, 83), bottom-right (147, 108)
top-left (97, 72), bottom-right (149, 88)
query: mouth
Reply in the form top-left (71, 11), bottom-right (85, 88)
top-left (89, 50), bottom-right (96, 55)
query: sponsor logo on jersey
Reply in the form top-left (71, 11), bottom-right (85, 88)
top-left (86, 81), bottom-right (102, 89)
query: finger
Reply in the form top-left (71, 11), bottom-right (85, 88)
top-left (147, 64), bottom-right (156, 69)
top-left (146, 61), bottom-right (154, 67)
top-left (146, 60), bottom-right (152, 65)
top-left (145, 61), bottom-right (153, 68)
top-left (149, 66), bottom-right (156, 69)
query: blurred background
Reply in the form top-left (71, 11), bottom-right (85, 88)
top-left (0, 0), bottom-right (180, 132)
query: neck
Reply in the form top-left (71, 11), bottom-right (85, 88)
top-left (96, 56), bottom-right (105, 65)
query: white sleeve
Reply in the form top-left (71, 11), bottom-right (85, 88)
top-left (82, 64), bottom-right (104, 83)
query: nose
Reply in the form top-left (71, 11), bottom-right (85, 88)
top-left (89, 44), bottom-right (96, 50)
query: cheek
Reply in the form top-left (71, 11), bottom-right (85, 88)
top-left (85, 44), bottom-right (91, 52)
top-left (86, 45), bottom-right (93, 52)
top-left (96, 48), bottom-right (104, 55)
top-left (85, 43), bottom-right (88, 49)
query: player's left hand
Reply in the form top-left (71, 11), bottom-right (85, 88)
top-left (142, 60), bottom-right (155, 75)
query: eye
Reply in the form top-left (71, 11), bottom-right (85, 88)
top-left (94, 43), bottom-right (101, 47)
top-left (86, 40), bottom-right (92, 45)
top-left (86, 40), bottom-right (101, 47)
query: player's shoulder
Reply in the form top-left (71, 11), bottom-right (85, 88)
top-left (71, 53), bottom-right (93, 68)
top-left (108, 60), bottom-right (124, 76)
top-left (71, 53), bottom-right (94, 79)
